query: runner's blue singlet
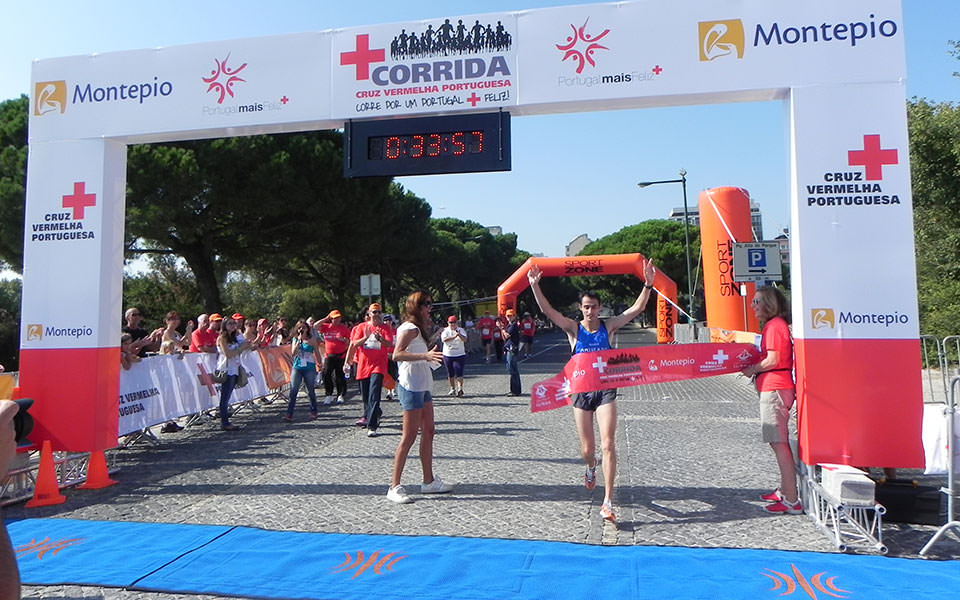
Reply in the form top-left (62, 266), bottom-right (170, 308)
top-left (573, 321), bottom-right (610, 354)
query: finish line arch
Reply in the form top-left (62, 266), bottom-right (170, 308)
top-left (21, 0), bottom-right (923, 470)
top-left (497, 254), bottom-right (678, 344)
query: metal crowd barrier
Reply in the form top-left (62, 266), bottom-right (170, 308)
top-left (920, 373), bottom-right (960, 556)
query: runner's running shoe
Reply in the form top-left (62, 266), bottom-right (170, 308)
top-left (600, 501), bottom-right (616, 522)
top-left (585, 466), bottom-right (597, 490)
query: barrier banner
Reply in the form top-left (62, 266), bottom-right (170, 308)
top-left (258, 346), bottom-right (293, 390)
top-left (118, 351), bottom-right (271, 436)
top-left (530, 343), bottom-right (761, 412)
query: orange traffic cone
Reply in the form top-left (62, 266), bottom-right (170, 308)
top-left (78, 450), bottom-right (117, 489)
top-left (26, 440), bottom-right (66, 507)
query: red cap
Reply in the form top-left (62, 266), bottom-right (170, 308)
top-left (232, 313), bottom-right (244, 320)
top-left (447, 315), bottom-right (458, 322)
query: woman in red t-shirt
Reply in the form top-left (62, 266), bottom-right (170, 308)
top-left (741, 286), bottom-right (800, 515)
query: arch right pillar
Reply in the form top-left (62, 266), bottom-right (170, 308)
top-left (789, 82), bottom-right (922, 467)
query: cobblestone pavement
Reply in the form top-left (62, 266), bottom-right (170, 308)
top-left (8, 325), bottom-right (958, 599)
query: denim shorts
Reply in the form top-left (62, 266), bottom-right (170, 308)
top-left (397, 384), bottom-right (433, 411)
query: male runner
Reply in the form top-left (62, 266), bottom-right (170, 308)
top-left (527, 258), bottom-right (656, 522)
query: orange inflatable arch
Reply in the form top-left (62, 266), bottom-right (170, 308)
top-left (497, 254), bottom-right (679, 343)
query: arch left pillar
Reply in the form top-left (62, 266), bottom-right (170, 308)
top-left (18, 139), bottom-right (125, 452)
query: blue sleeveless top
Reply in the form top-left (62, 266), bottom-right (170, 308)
top-left (573, 321), bottom-right (610, 354)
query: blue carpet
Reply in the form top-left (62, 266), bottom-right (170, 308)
top-left (8, 518), bottom-right (960, 599)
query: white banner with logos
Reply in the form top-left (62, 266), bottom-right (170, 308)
top-left (30, 32), bottom-right (334, 143)
top-left (117, 351), bottom-right (272, 436)
top-left (331, 13), bottom-right (518, 119)
top-left (789, 81), bottom-right (918, 340)
top-left (29, 1), bottom-right (905, 141)
top-left (20, 139), bottom-right (126, 350)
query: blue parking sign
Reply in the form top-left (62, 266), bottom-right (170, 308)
top-left (748, 248), bottom-right (767, 267)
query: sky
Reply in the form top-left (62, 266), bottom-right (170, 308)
top-left (2, 0), bottom-right (958, 259)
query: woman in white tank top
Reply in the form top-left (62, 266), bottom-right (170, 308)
top-left (386, 291), bottom-right (454, 504)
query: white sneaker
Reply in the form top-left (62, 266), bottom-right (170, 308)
top-left (448, 388), bottom-right (457, 396)
top-left (387, 485), bottom-right (412, 504)
top-left (421, 477), bottom-right (454, 494)
top-left (323, 396), bottom-right (333, 405)
top-left (336, 395), bottom-right (345, 404)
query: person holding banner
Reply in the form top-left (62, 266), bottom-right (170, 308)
top-left (527, 258), bottom-right (656, 523)
top-left (216, 317), bottom-right (254, 431)
top-left (285, 320), bottom-right (325, 422)
top-left (387, 291), bottom-right (452, 504)
top-left (740, 286), bottom-right (800, 515)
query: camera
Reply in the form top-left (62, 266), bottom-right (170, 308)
top-left (13, 398), bottom-right (33, 445)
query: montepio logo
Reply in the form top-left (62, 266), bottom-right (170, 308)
top-left (33, 81), bottom-right (67, 116)
top-left (811, 308), bottom-right (835, 329)
top-left (29, 181), bottom-right (97, 244)
top-left (698, 20), bottom-right (745, 61)
top-left (806, 134), bottom-right (901, 209)
top-left (26, 324), bottom-right (43, 341)
top-left (343, 19), bottom-right (514, 112)
top-left (27, 323), bottom-right (93, 340)
top-left (701, 14), bottom-right (899, 62)
top-left (812, 307), bottom-right (909, 330)
top-left (556, 18), bottom-right (610, 73)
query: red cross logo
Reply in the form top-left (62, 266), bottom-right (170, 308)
top-left (467, 93), bottom-right (481, 107)
top-left (340, 34), bottom-right (385, 81)
top-left (280, 96), bottom-right (289, 104)
top-left (197, 363), bottom-right (217, 396)
top-left (848, 134), bottom-right (898, 181)
top-left (652, 65), bottom-right (662, 75)
top-left (62, 182), bottom-right (96, 220)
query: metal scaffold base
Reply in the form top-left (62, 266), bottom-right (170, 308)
top-left (802, 473), bottom-right (887, 554)
top-left (0, 450), bottom-right (113, 507)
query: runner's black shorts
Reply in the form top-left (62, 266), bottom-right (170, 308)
top-left (572, 388), bottom-right (617, 411)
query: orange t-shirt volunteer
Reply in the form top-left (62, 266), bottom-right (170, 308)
top-left (351, 322), bottom-right (394, 379)
top-left (756, 316), bottom-right (794, 392)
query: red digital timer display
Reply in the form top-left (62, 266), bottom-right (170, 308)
top-left (344, 111), bottom-right (510, 177)
top-left (368, 131), bottom-right (484, 160)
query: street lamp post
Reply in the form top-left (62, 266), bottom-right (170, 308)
top-left (637, 169), bottom-right (696, 336)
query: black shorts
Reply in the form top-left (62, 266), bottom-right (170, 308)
top-left (572, 388), bottom-right (617, 411)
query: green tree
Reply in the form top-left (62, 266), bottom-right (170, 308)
top-left (908, 96), bottom-right (960, 337)
top-left (0, 96), bottom-right (28, 272)
top-left (0, 278), bottom-right (21, 370)
top-left (122, 256), bottom-right (203, 332)
top-left (577, 219), bottom-right (700, 318)
top-left (126, 131), bottom-right (398, 311)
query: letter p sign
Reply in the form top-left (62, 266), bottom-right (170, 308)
top-left (748, 248), bottom-right (767, 268)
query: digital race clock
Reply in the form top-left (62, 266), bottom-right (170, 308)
top-left (343, 111), bottom-right (511, 177)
